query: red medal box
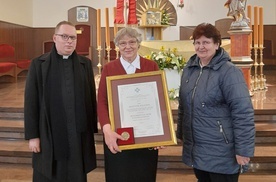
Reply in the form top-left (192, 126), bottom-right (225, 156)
top-left (116, 127), bottom-right (135, 146)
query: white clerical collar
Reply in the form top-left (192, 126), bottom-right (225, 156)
top-left (63, 55), bottom-right (69, 59)
top-left (120, 55), bottom-right (141, 74)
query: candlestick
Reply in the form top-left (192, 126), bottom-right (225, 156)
top-left (259, 7), bottom-right (264, 47)
top-left (105, 8), bottom-right (110, 47)
top-left (259, 47), bottom-right (265, 89)
top-left (115, 46), bottom-right (120, 59)
top-left (97, 9), bottom-right (101, 47)
top-left (253, 6), bottom-right (258, 47)
top-left (97, 46), bottom-right (102, 74)
top-left (106, 46), bottom-right (111, 63)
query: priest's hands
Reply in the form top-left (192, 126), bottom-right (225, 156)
top-left (29, 138), bottom-right (41, 153)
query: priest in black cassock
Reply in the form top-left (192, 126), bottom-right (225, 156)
top-left (24, 21), bottom-right (98, 182)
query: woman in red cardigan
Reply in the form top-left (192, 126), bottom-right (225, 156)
top-left (97, 27), bottom-right (160, 182)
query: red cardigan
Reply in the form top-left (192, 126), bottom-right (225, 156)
top-left (97, 57), bottom-right (159, 128)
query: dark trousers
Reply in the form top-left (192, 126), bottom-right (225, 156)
top-left (194, 168), bottom-right (239, 182)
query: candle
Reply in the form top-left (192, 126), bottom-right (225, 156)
top-left (105, 8), bottom-right (110, 47)
top-left (247, 5), bottom-right (252, 46)
top-left (254, 6), bottom-right (258, 47)
top-left (97, 9), bottom-right (101, 47)
top-left (259, 7), bottom-right (264, 47)
top-left (113, 7), bottom-right (118, 36)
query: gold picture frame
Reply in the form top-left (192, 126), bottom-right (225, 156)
top-left (106, 70), bottom-right (177, 150)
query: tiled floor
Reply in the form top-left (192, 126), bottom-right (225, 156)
top-left (1, 164), bottom-right (276, 182)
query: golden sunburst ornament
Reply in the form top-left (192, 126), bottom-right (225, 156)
top-left (136, 0), bottom-right (177, 25)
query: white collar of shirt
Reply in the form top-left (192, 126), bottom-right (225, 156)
top-left (62, 55), bottom-right (70, 59)
top-left (120, 55), bottom-right (141, 74)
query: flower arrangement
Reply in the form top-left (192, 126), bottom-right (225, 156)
top-left (144, 46), bottom-right (186, 72)
top-left (144, 46), bottom-right (185, 100)
top-left (161, 10), bottom-right (169, 25)
top-left (168, 88), bottom-right (180, 100)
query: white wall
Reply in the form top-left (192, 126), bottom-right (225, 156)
top-left (0, 0), bottom-right (33, 26)
top-left (164, 0), bottom-right (276, 40)
top-left (0, 0), bottom-right (275, 40)
top-left (32, 0), bottom-right (116, 28)
top-left (32, 0), bottom-right (276, 28)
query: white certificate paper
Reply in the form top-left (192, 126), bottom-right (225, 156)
top-left (118, 81), bottom-right (164, 138)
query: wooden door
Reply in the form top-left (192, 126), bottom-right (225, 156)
top-left (75, 24), bottom-right (90, 56)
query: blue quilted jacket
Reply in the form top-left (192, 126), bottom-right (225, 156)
top-left (176, 48), bottom-right (255, 174)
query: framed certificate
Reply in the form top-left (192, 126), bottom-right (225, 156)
top-left (106, 70), bottom-right (177, 150)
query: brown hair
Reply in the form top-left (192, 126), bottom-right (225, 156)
top-left (192, 23), bottom-right (222, 46)
top-left (55, 21), bottom-right (75, 33)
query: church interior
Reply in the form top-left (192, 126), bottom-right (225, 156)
top-left (0, 0), bottom-right (276, 181)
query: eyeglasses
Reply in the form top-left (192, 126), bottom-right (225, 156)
top-left (55, 34), bottom-right (77, 41)
top-left (118, 40), bottom-right (137, 48)
top-left (193, 41), bottom-right (212, 47)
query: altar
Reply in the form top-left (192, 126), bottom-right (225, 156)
top-left (138, 39), bottom-right (231, 61)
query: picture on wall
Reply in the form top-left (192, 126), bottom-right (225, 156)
top-left (77, 7), bottom-right (89, 22)
top-left (146, 11), bottom-right (161, 25)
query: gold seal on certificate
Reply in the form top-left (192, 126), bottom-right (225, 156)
top-left (121, 131), bottom-right (130, 140)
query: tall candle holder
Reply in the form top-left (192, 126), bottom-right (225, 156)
top-left (259, 46), bottom-right (267, 90)
top-left (97, 46), bottom-right (102, 74)
top-left (250, 75), bottom-right (255, 94)
top-left (115, 46), bottom-right (120, 59)
top-left (106, 46), bottom-right (111, 62)
top-left (253, 45), bottom-right (259, 91)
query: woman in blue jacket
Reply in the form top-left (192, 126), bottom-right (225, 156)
top-left (177, 23), bottom-right (255, 182)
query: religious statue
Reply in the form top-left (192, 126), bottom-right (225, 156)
top-left (224, 0), bottom-right (250, 29)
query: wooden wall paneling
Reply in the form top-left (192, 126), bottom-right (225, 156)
top-left (263, 25), bottom-right (276, 56)
top-left (215, 18), bottom-right (233, 39)
top-left (179, 26), bottom-right (195, 40)
top-left (0, 21), bottom-right (33, 60)
top-left (43, 40), bottom-right (54, 54)
top-left (32, 28), bottom-right (55, 58)
top-left (252, 25), bottom-right (276, 59)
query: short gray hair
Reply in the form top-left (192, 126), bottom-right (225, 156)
top-left (114, 27), bottom-right (142, 46)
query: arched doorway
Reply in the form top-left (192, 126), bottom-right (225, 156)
top-left (68, 6), bottom-right (98, 66)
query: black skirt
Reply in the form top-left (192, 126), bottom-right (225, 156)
top-left (104, 142), bottom-right (158, 182)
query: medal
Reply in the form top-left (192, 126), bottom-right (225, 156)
top-left (121, 131), bottom-right (130, 140)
